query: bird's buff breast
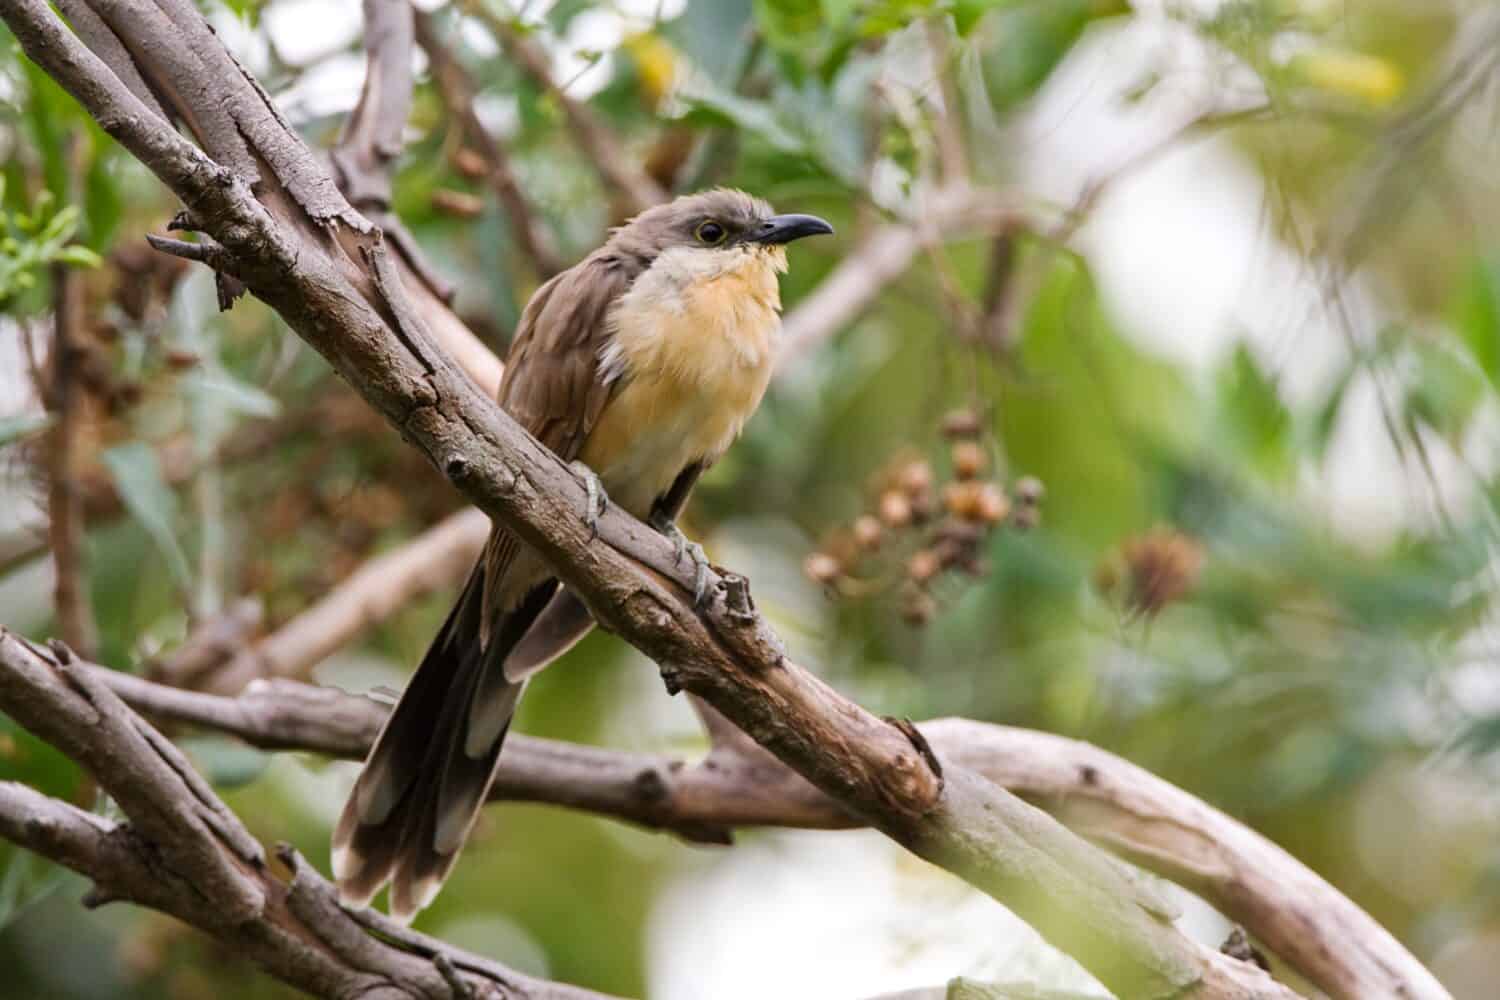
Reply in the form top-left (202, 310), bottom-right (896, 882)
top-left (581, 246), bottom-right (784, 516)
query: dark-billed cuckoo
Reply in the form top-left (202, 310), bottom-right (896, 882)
top-left (332, 189), bottom-right (833, 920)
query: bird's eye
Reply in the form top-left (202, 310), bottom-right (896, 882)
top-left (696, 220), bottom-right (727, 244)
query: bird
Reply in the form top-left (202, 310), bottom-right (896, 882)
top-left (331, 188), bottom-right (833, 921)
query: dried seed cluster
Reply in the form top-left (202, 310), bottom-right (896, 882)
top-left (1094, 527), bottom-right (1204, 618)
top-left (803, 410), bottom-right (1045, 626)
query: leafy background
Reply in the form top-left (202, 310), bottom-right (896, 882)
top-left (3, 0), bottom-right (1500, 997)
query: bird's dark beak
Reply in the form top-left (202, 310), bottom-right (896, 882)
top-left (746, 213), bottom-right (835, 245)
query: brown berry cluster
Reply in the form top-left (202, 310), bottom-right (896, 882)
top-left (803, 410), bottom-right (1045, 626)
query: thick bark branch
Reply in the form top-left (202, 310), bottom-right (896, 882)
top-left (0, 3), bottom-right (1419, 998)
top-left (0, 633), bottom-right (1091, 1000)
top-left (72, 651), bottom-right (1445, 1000)
top-left (0, 630), bottom-right (624, 1000)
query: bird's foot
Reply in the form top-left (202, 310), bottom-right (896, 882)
top-left (569, 461), bottom-right (609, 540)
top-left (650, 512), bottom-right (712, 608)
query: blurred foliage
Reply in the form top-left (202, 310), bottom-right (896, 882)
top-left (0, 183), bottom-right (100, 309)
top-left (3, 0), bottom-right (1500, 997)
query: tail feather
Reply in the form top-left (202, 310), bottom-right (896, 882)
top-left (332, 568), bottom-right (558, 921)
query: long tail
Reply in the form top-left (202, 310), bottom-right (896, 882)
top-left (331, 565), bottom-right (558, 922)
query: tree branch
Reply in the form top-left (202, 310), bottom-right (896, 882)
top-left (0, 629), bottom-right (625, 1000)
top-left (777, 222), bottom-right (919, 366)
top-left (0, 631), bottom-right (1052, 1000)
top-left (146, 597), bottom-right (264, 688)
top-left (61, 647), bottom-right (1443, 1000)
top-left (0, 2), bottom-right (1412, 996)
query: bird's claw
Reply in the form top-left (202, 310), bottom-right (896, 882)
top-left (651, 513), bottom-right (713, 608)
top-left (684, 540), bottom-right (711, 609)
top-left (570, 461), bottom-right (609, 540)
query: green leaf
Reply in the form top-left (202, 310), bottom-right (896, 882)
top-left (1450, 714), bottom-right (1500, 760)
top-left (184, 368), bottom-right (282, 420)
top-left (179, 737), bottom-right (270, 788)
top-left (821, 0), bottom-right (860, 28)
top-left (38, 202), bottom-right (79, 244)
top-left (82, 152), bottom-right (123, 249)
top-left (0, 848), bottom-right (69, 931)
top-left (952, 0), bottom-right (1005, 37)
top-left (1215, 343), bottom-right (1292, 480)
top-left (1450, 255), bottom-right (1500, 388)
top-left (676, 86), bottom-right (806, 156)
top-left (102, 441), bottom-right (193, 590)
top-left (54, 244), bottom-right (102, 268)
top-left (1404, 334), bottom-right (1486, 441)
top-left (1304, 359), bottom-right (1355, 459)
top-left (969, 0), bottom-right (1124, 110)
top-left (665, 0), bottom-right (756, 88)
top-left (753, 0), bottom-right (828, 52)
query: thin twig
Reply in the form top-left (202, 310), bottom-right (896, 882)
top-left (924, 18), bottom-right (968, 186)
top-left (144, 232), bottom-right (234, 268)
top-left (415, 8), bottom-right (565, 279)
top-left (44, 259), bottom-right (100, 659)
top-left (472, 4), bottom-right (666, 214)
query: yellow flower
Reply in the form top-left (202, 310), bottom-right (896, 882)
top-left (624, 33), bottom-right (678, 107)
top-left (1291, 48), bottom-right (1404, 107)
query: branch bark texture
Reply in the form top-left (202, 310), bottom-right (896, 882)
top-left (0, 630), bottom-right (625, 999)
top-left (74, 645), bottom-right (1444, 1000)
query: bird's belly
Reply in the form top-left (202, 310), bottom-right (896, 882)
top-left (579, 365), bottom-right (769, 519)
top-left (581, 247), bottom-right (781, 519)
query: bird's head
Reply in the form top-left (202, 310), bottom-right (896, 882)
top-left (606, 188), bottom-right (833, 275)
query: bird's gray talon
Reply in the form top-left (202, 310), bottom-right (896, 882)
top-left (651, 513), bottom-right (713, 607)
top-left (570, 461), bottom-right (608, 539)
top-left (687, 541), bottom-right (711, 608)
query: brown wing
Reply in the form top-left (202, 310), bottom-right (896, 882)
top-left (481, 250), bottom-right (646, 611)
top-left (498, 249), bottom-right (642, 458)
